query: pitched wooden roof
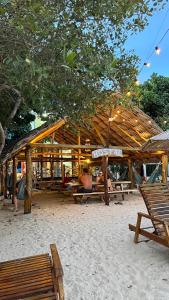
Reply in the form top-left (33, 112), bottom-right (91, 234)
top-left (2, 104), bottom-right (162, 162)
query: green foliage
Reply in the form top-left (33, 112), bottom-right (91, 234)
top-left (0, 0), bottom-right (167, 129)
top-left (140, 73), bottom-right (169, 130)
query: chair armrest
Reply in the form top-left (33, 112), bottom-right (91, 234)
top-left (137, 212), bottom-right (165, 225)
top-left (50, 244), bottom-right (64, 277)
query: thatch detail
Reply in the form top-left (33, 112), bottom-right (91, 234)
top-left (142, 130), bottom-right (169, 152)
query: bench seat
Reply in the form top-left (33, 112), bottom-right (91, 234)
top-left (73, 189), bottom-right (137, 203)
top-left (0, 244), bottom-right (64, 300)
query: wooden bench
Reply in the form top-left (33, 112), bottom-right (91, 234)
top-left (73, 189), bottom-right (137, 204)
top-left (0, 244), bottom-right (64, 300)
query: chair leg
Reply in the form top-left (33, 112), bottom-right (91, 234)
top-left (134, 213), bottom-right (142, 243)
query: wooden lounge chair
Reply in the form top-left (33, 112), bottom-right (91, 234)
top-left (129, 183), bottom-right (169, 248)
top-left (0, 244), bottom-right (64, 300)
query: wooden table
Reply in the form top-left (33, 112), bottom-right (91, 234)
top-left (65, 181), bottom-right (103, 192)
top-left (111, 181), bottom-right (132, 191)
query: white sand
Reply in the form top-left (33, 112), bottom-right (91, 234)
top-left (0, 191), bottom-right (169, 300)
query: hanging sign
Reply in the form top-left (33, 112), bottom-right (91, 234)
top-left (92, 148), bottom-right (123, 158)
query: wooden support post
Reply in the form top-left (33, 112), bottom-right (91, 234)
top-left (50, 134), bottom-right (54, 180)
top-left (77, 130), bottom-right (81, 177)
top-left (12, 157), bottom-right (17, 204)
top-left (24, 146), bottom-right (32, 214)
top-left (162, 154), bottom-right (168, 184)
top-left (102, 156), bottom-right (109, 206)
top-left (4, 161), bottom-right (8, 198)
top-left (40, 148), bottom-right (43, 179)
top-left (128, 158), bottom-right (134, 188)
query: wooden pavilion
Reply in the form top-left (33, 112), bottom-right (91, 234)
top-left (0, 103), bottom-right (165, 213)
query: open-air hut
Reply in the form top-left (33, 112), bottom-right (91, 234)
top-left (0, 104), bottom-right (163, 213)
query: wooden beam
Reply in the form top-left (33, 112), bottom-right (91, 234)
top-left (95, 114), bottom-right (132, 147)
top-left (92, 123), bottom-right (106, 146)
top-left (24, 146), bottom-right (32, 214)
top-left (31, 143), bottom-right (139, 151)
top-left (162, 154), bottom-right (168, 184)
top-left (29, 119), bottom-right (65, 144)
top-left (31, 152), bottom-right (92, 157)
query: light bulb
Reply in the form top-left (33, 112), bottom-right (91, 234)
top-left (155, 46), bottom-right (161, 55)
top-left (144, 62), bottom-right (151, 67)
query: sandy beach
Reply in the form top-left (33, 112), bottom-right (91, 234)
top-left (0, 191), bottom-right (169, 300)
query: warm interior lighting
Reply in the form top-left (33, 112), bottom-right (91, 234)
top-left (108, 117), bottom-right (114, 122)
top-left (122, 119), bottom-right (125, 122)
top-left (117, 110), bottom-right (120, 114)
top-left (135, 119), bottom-right (138, 122)
top-left (155, 46), bottom-right (161, 55)
top-left (144, 62), bottom-right (151, 67)
top-left (86, 159), bottom-right (91, 164)
top-left (148, 120), bottom-right (151, 124)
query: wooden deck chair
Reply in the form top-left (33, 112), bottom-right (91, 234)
top-left (0, 244), bottom-right (64, 300)
top-left (129, 183), bottom-right (169, 248)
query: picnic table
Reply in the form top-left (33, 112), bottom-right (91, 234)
top-left (65, 181), bottom-right (103, 192)
top-left (111, 181), bottom-right (132, 191)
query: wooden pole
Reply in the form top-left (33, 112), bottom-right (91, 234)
top-left (40, 148), bottom-right (43, 179)
top-left (162, 154), bottom-right (168, 184)
top-left (77, 130), bottom-right (81, 177)
top-left (12, 157), bottom-right (17, 204)
top-left (24, 146), bottom-right (32, 214)
top-left (128, 158), bottom-right (134, 188)
top-left (128, 158), bottom-right (135, 188)
top-left (4, 161), bottom-right (8, 198)
top-left (102, 156), bottom-right (109, 205)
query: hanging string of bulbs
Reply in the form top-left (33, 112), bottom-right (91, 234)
top-left (140, 28), bottom-right (169, 70)
top-left (123, 26), bottom-right (169, 126)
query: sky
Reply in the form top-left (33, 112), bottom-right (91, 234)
top-left (125, 2), bottom-right (169, 83)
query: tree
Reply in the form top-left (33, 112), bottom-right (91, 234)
top-left (140, 73), bottom-right (169, 130)
top-left (0, 0), bottom-right (167, 155)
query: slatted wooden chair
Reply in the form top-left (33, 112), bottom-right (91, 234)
top-left (0, 244), bottom-right (64, 300)
top-left (129, 183), bottom-right (169, 248)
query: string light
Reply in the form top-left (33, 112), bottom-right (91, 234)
top-left (148, 120), bottom-right (151, 124)
top-left (108, 117), bottom-right (114, 122)
top-left (163, 120), bottom-right (167, 124)
top-left (139, 27), bottom-right (169, 75)
top-left (144, 62), bottom-right (151, 67)
top-left (155, 46), bottom-right (161, 55)
top-left (117, 110), bottom-right (120, 114)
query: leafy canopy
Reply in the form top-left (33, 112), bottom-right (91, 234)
top-left (140, 73), bottom-right (169, 130)
top-left (0, 0), bottom-right (167, 154)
